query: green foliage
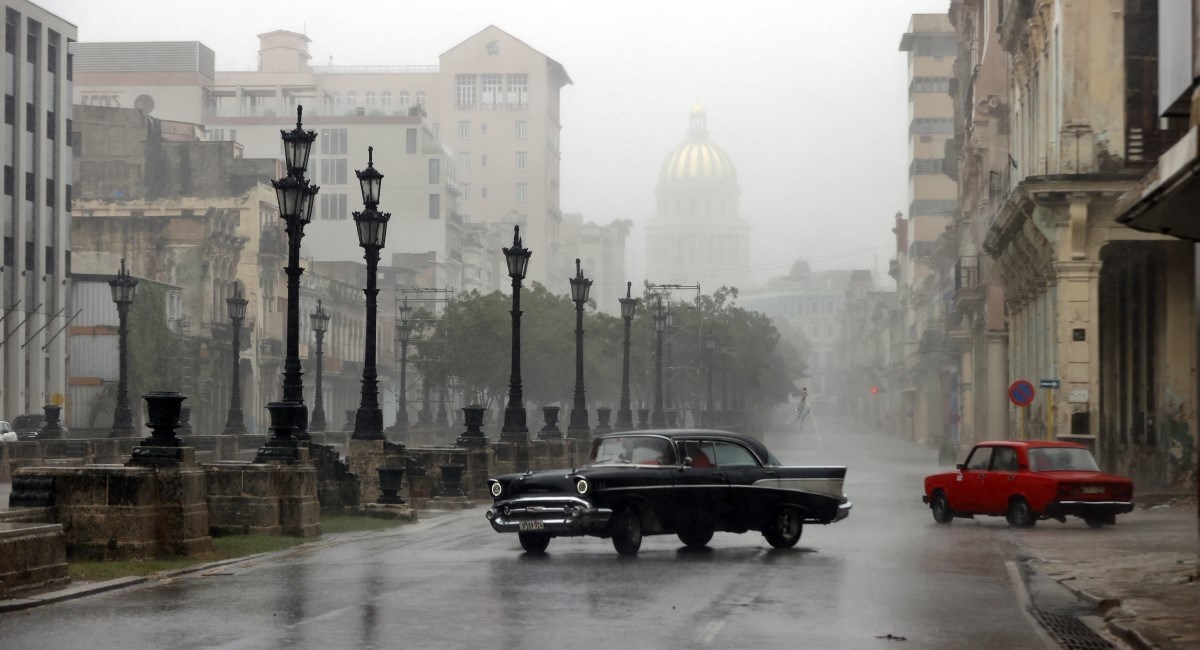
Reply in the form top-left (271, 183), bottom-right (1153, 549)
top-left (125, 283), bottom-right (177, 398)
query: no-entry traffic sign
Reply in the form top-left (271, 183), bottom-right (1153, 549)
top-left (1008, 380), bottom-right (1035, 407)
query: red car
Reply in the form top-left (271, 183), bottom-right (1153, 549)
top-left (922, 441), bottom-right (1134, 528)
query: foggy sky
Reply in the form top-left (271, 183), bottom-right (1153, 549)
top-left (37, 0), bottom-right (950, 291)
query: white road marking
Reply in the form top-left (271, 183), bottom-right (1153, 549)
top-left (698, 619), bottom-right (725, 645)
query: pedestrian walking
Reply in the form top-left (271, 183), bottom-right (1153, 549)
top-left (793, 387), bottom-right (810, 429)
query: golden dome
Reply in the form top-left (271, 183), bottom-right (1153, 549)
top-left (658, 106), bottom-right (738, 184)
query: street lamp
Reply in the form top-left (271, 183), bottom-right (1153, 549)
top-left (108, 258), bottom-right (138, 438)
top-left (270, 106), bottom-right (318, 452)
top-left (664, 306), bottom-right (676, 422)
top-left (615, 282), bottom-right (638, 431)
top-left (567, 259), bottom-right (593, 439)
top-left (351, 147), bottom-right (390, 441)
top-left (651, 297), bottom-right (667, 429)
top-left (704, 333), bottom-right (717, 428)
top-left (223, 283), bottom-right (248, 435)
top-left (501, 225), bottom-right (532, 441)
top-left (309, 300), bottom-right (330, 432)
top-left (392, 299), bottom-right (412, 435)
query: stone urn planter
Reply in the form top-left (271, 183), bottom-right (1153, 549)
top-left (594, 407), bottom-right (613, 435)
top-left (376, 466), bottom-right (406, 504)
top-left (438, 464), bottom-right (465, 498)
top-left (456, 405), bottom-right (489, 447)
top-left (143, 392), bottom-right (186, 446)
top-left (636, 408), bottom-right (650, 430)
top-left (538, 406), bottom-right (563, 439)
top-left (38, 404), bottom-right (64, 440)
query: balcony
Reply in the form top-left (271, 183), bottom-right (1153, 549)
top-left (953, 255), bottom-right (983, 314)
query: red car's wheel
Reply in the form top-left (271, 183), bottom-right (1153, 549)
top-left (1007, 497), bottom-right (1037, 528)
top-left (931, 491), bottom-right (954, 524)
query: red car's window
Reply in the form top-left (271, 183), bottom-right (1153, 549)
top-left (1028, 448), bottom-right (1100, 472)
top-left (991, 447), bottom-right (1018, 472)
top-left (964, 447), bottom-right (992, 470)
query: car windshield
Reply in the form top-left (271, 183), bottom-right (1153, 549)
top-left (1028, 447), bottom-right (1100, 472)
top-left (588, 435), bottom-right (677, 466)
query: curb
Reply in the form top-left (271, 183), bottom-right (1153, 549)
top-left (1107, 618), bottom-right (1176, 650)
top-left (0, 576), bottom-right (147, 613)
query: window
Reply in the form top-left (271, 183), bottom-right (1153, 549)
top-left (26, 102), bottom-right (34, 132)
top-left (3, 237), bottom-right (11, 267)
top-left (515, 120), bottom-right (527, 140)
top-left (458, 151), bottom-right (470, 171)
top-left (991, 447), bottom-right (1018, 472)
top-left (47, 31), bottom-right (57, 73)
top-left (965, 447), bottom-right (992, 471)
top-left (398, 91), bottom-right (409, 107)
top-left (428, 158), bottom-right (440, 184)
top-left (365, 91), bottom-right (375, 106)
top-left (910, 158), bottom-right (944, 175)
top-left (481, 154), bottom-right (487, 167)
top-left (319, 159), bottom-right (348, 184)
top-left (24, 172), bottom-right (33, 201)
top-left (381, 91), bottom-right (391, 106)
top-left (3, 165), bottom-right (12, 195)
top-left (406, 128), bottom-right (417, 154)
top-left (320, 129), bottom-right (348, 155)
top-left (455, 74), bottom-right (477, 108)
top-left (4, 9), bottom-right (16, 55)
top-left (481, 187), bottom-right (488, 199)
top-left (319, 193), bottom-right (348, 220)
top-left (713, 441), bottom-right (760, 467)
top-left (45, 178), bottom-right (53, 206)
top-left (516, 151), bottom-right (526, 171)
top-left (415, 91), bottom-right (426, 106)
top-left (481, 74), bottom-right (502, 107)
top-left (46, 110), bottom-right (54, 140)
top-left (26, 20), bottom-right (38, 64)
top-left (4, 94), bottom-right (12, 125)
top-left (65, 184), bottom-right (70, 210)
top-left (329, 91), bottom-right (341, 107)
top-left (910, 76), bottom-right (950, 93)
top-left (458, 120), bottom-right (470, 139)
top-left (516, 183), bottom-right (527, 202)
top-left (45, 245), bottom-right (53, 274)
top-left (346, 91), bottom-right (357, 107)
top-left (25, 241), bottom-right (34, 270)
top-left (506, 73), bottom-right (528, 107)
top-left (429, 193), bottom-right (440, 219)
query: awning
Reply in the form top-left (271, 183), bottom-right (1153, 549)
top-left (1116, 127), bottom-right (1200, 241)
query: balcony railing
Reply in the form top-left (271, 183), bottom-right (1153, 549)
top-left (954, 255), bottom-right (979, 291)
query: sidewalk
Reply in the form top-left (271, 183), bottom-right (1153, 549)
top-left (1021, 497), bottom-right (1198, 650)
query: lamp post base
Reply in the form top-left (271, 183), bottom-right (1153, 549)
top-left (352, 407), bottom-right (386, 441)
top-left (500, 405), bottom-right (528, 442)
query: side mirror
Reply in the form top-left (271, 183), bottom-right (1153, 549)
top-left (681, 456), bottom-right (694, 468)
top-left (955, 463), bottom-right (965, 471)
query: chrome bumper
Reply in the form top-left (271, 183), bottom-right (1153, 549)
top-left (835, 500), bottom-right (852, 522)
top-left (485, 496), bottom-right (613, 535)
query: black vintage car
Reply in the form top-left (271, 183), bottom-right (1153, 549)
top-left (485, 430), bottom-right (852, 555)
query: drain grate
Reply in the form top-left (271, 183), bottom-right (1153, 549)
top-left (1029, 610), bottom-right (1116, 650)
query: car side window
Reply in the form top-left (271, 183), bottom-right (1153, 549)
top-left (991, 447), bottom-right (1018, 472)
top-left (712, 441), bottom-right (760, 468)
top-left (682, 440), bottom-right (715, 468)
top-left (965, 447), bottom-right (992, 471)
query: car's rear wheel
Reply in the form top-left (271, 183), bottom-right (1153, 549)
top-left (931, 491), bottom-right (954, 524)
top-left (1007, 497), bottom-right (1037, 528)
top-left (763, 507), bottom-right (803, 549)
top-left (1084, 515), bottom-right (1107, 529)
top-left (518, 532), bottom-right (550, 554)
top-left (612, 507), bottom-right (643, 556)
top-left (677, 526), bottom-right (714, 548)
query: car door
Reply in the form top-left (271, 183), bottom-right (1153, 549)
top-left (954, 446), bottom-right (994, 514)
top-left (980, 446), bottom-right (1019, 515)
top-left (672, 439), bottom-right (733, 532)
top-left (712, 440), bottom-right (768, 530)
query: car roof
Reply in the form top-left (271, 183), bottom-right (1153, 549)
top-left (594, 429), bottom-right (773, 460)
top-left (974, 440), bottom-right (1088, 450)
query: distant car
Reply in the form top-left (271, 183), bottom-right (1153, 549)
top-left (0, 420), bottom-right (14, 442)
top-left (9, 413), bottom-right (42, 441)
top-left (922, 441), bottom-right (1134, 528)
top-left (485, 430), bottom-right (852, 555)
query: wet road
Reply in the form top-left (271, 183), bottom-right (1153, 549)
top-left (0, 413), bottom-right (1051, 649)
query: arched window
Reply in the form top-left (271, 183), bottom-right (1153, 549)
top-left (399, 91), bottom-right (410, 107)
top-left (416, 91), bottom-right (426, 106)
top-left (365, 91), bottom-right (376, 106)
top-left (330, 91), bottom-right (341, 107)
top-left (346, 91), bottom-right (358, 106)
top-left (381, 91), bottom-right (392, 106)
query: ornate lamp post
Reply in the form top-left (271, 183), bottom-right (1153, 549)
top-left (351, 147), bottom-right (390, 441)
top-left (704, 333), bottom-right (717, 428)
top-left (223, 284), bottom-right (248, 435)
top-left (273, 106), bottom-right (318, 441)
top-left (309, 300), bottom-right (330, 432)
top-left (663, 306), bottom-right (676, 421)
top-left (651, 297), bottom-right (667, 429)
top-left (108, 258), bottom-right (138, 438)
top-left (500, 225), bottom-right (531, 442)
top-left (392, 299), bottom-right (412, 435)
top-left (615, 282), bottom-right (637, 431)
top-left (567, 259), bottom-right (593, 439)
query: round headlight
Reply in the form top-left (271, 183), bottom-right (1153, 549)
top-left (575, 478), bottom-right (589, 495)
top-left (490, 482), bottom-right (503, 498)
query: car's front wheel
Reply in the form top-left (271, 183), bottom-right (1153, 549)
top-left (612, 507), bottom-right (643, 556)
top-left (763, 507), bottom-right (803, 549)
top-left (1007, 497), bottom-right (1037, 528)
top-left (930, 491), bottom-right (954, 524)
top-left (677, 526), bottom-right (714, 548)
top-left (518, 532), bottom-right (550, 554)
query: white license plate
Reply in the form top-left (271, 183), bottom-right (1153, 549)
top-left (1080, 486), bottom-right (1104, 494)
top-left (518, 520), bottom-right (545, 531)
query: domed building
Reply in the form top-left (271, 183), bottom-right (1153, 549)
top-left (645, 106), bottom-right (751, 286)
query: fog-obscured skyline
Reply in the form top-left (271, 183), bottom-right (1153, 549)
top-left (38, 0), bottom-right (950, 290)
